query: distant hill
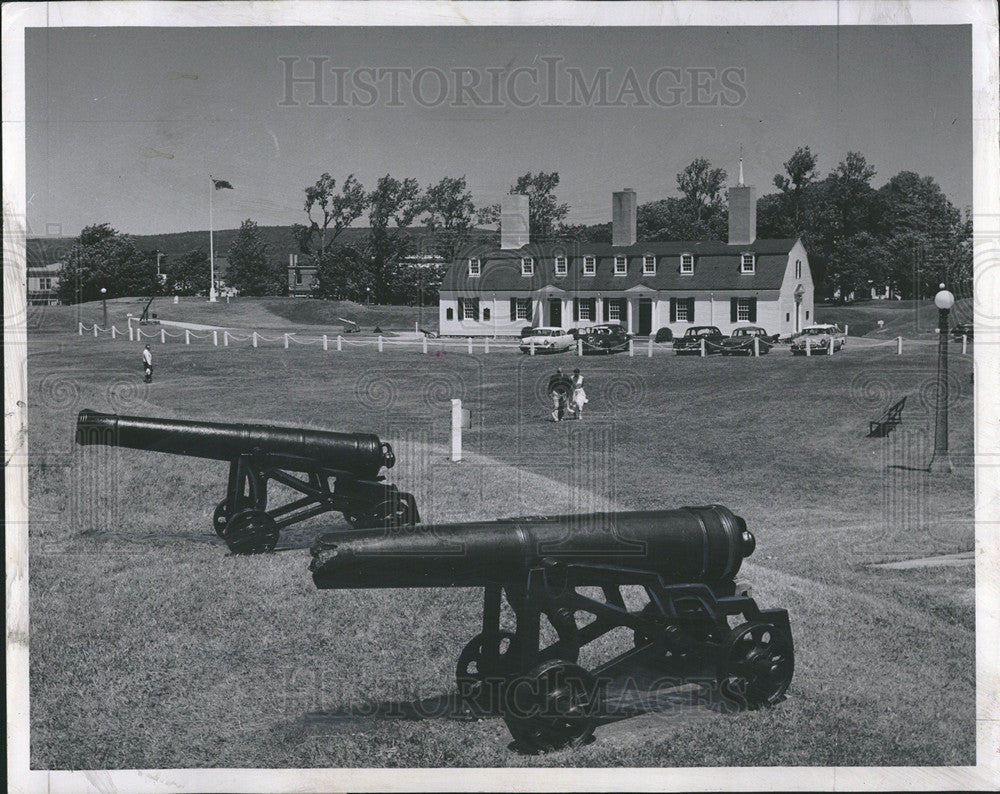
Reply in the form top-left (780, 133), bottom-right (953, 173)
top-left (26, 225), bottom-right (497, 268)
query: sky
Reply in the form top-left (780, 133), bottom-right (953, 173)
top-left (25, 23), bottom-right (972, 238)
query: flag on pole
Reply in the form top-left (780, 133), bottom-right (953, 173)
top-left (212, 178), bottom-right (234, 190)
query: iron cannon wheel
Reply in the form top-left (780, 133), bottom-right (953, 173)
top-left (717, 620), bottom-right (794, 710)
top-left (212, 497), bottom-right (252, 538)
top-left (502, 659), bottom-right (602, 753)
top-left (456, 630), bottom-right (518, 715)
top-left (223, 509), bottom-right (280, 554)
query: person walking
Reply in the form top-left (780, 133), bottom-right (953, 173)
top-left (142, 344), bottom-right (153, 383)
top-left (570, 368), bottom-right (588, 419)
top-left (547, 367), bottom-right (571, 422)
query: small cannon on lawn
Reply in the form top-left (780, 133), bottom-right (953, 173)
top-left (75, 410), bottom-right (419, 553)
top-left (310, 505), bottom-right (794, 752)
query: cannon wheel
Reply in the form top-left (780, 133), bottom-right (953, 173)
top-left (456, 630), bottom-right (518, 715)
top-left (212, 497), bottom-right (252, 538)
top-left (502, 659), bottom-right (601, 753)
top-left (223, 509), bottom-right (279, 554)
top-left (717, 620), bottom-right (794, 710)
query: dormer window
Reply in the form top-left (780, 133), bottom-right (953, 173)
top-left (583, 256), bottom-right (596, 276)
top-left (554, 256), bottom-right (567, 276)
top-left (521, 257), bottom-right (534, 276)
top-left (741, 253), bottom-right (756, 274)
top-left (614, 255), bottom-right (627, 276)
top-left (468, 257), bottom-right (481, 276)
top-left (680, 253), bottom-right (694, 275)
top-left (642, 255), bottom-right (656, 275)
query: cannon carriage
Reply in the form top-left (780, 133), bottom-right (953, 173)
top-left (75, 410), bottom-right (419, 553)
top-left (310, 505), bottom-right (794, 752)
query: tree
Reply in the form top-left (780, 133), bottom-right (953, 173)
top-left (293, 173), bottom-right (368, 300)
top-left (226, 219), bottom-right (281, 296)
top-left (676, 158), bottom-right (727, 223)
top-left (166, 249), bottom-right (210, 296)
top-left (366, 175), bottom-right (421, 303)
top-left (418, 175), bottom-right (479, 262)
top-left (767, 146), bottom-right (819, 236)
top-left (311, 244), bottom-right (368, 301)
top-left (57, 223), bottom-right (159, 304)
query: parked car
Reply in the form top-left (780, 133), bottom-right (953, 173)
top-left (790, 324), bottom-right (846, 355)
top-left (519, 326), bottom-right (575, 353)
top-left (581, 323), bottom-right (631, 354)
top-left (673, 326), bottom-right (725, 355)
top-left (719, 326), bottom-right (779, 355)
top-left (952, 322), bottom-right (973, 342)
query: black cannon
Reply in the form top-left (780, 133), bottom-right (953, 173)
top-left (310, 505), bottom-right (793, 752)
top-left (75, 410), bottom-right (419, 554)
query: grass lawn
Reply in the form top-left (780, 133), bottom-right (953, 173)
top-left (25, 305), bottom-right (976, 769)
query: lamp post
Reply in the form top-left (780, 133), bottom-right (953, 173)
top-left (100, 287), bottom-right (108, 329)
top-left (366, 287), bottom-right (372, 306)
top-left (929, 284), bottom-right (954, 474)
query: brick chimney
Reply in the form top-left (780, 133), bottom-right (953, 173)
top-left (612, 188), bottom-right (638, 247)
top-left (500, 194), bottom-right (530, 250)
top-left (728, 165), bottom-right (756, 245)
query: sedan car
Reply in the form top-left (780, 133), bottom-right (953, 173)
top-left (719, 326), bottom-right (779, 355)
top-left (581, 323), bottom-right (631, 354)
top-left (519, 327), bottom-right (575, 353)
top-left (790, 324), bottom-right (846, 355)
top-left (673, 325), bottom-right (725, 355)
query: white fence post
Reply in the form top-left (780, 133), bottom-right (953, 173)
top-left (284, 333), bottom-right (290, 349)
top-left (322, 334), bottom-right (327, 351)
top-left (628, 339), bottom-right (634, 357)
top-left (160, 328), bottom-right (166, 344)
top-left (648, 338), bottom-right (653, 357)
top-left (754, 336), bottom-right (760, 357)
top-left (378, 335), bottom-right (384, 353)
top-left (253, 332), bottom-right (258, 348)
top-left (213, 330), bottom-right (218, 346)
top-left (78, 322), bottom-right (84, 335)
top-left (451, 399), bottom-right (463, 462)
top-left (530, 340), bottom-right (536, 356)
top-left (185, 329), bottom-right (191, 345)
top-left (467, 336), bottom-right (473, 355)
top-left (128, 325), bottom-right (134, 342)
top-left (422, 335), bottom-right (428, 355)
top-left (577, 339), bottom-right (583, 356)
top-left (337, 335), bottom-right (343, 352)
top-left (700, 338), bottom-right (706, 357)
top-left (828, 337), bottom-right (833, 356)
top-left (806, 338), bottom-right (811, 357)
top-left (844, 324), bottom-right (849, 337)
top-left (484, 338), bottom-right (489, 354)
top-left (896, 336), bottom-right (902, 355)
top-left (223, 331), bottom-right (229, 347)
top-left (93, 325), bottom-right (99, 338)
top-left (962, 335), bottom-right (968, 355)
top-left (111, 326), bottom-right (117, 339)
top-left (136, 328), bottom-right (143, 341)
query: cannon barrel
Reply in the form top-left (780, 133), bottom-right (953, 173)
top-left (311, 505), bottom-right (755, 588)
top-left (75, 409), bottom-right (394, 477)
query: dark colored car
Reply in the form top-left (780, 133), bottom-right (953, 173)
top-left (581, 323), bottom-right (631, 354)
top-left (952, 322), bottom-right (973, 342)
top-left (673, 325), bottom-right (725, 355)
top-left (719, 325), bottom-right (779, 355)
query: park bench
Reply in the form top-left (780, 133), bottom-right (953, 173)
top-left (868, 396), bottom-right (906, 438)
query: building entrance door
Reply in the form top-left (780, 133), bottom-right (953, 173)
top-left (638, 299), bottom-right (653, 335)
top-left (549, 299), bottom-right (562, 327)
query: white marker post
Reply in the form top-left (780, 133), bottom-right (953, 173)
top-left (378, 335), bottom-right (384, 353)
top-left (628, 338), bottom-right (634, 357)
top-left (700, 338), bottom-right (706, 357)
top-left (451, 398), bottom-right (463, 462)
top-left (577, 339), bottom-right (583, 356)
top-left (422, 336), bottom-right (428, 355)
top-left (647, 338), bottom-right (653, 358)
top-left (253, 332), bottom-right (259, 348)
top-left (93, 325), bottom-right (98, 338)
top-left (337, 335), bottom-right (343, 352)
top-left (962, 335), bottom-right (967, 355)
top-left (754, 336), bottom-right (760, 357)
top-left (827, 337), bottom-right (833, 356)
top-left (530, 340), bottom-right (535, 356)
top-left (111, 326), bottom-right (117, 339)
top-left (223, 331), bottom-right (229, 347)
top-left (284, 333), bottom-right (290, 349)
top-left (321, 334), bottom-right (327, 351)
top-left (78, 323), bottom-right (83, 335)
top-left (185, 329), bottom-right (191, 345)
top-left (128, 325), bottom-right (134, 342)
top-left (213, 331), bottom-right (218, 346)
top-left (484, 338), bottom-right (489, 354)
top-left (805, 338), bottom-right (811, 357)
top-left (897, 336), bottom-right (903, 355)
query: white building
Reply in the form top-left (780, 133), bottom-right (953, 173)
top-left (439, 181), bottom-right (814, 338)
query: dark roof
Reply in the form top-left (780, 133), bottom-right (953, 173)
top-left (442, 239), bottom-right (800, 292)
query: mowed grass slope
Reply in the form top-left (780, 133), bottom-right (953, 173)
top-left (26, 310), bottom-right (975, 768)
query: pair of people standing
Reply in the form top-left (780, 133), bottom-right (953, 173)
top-left (548, 367), bottom-right (587, 421)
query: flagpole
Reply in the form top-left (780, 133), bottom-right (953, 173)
top-left (208, 175), bottom-right (217, 302)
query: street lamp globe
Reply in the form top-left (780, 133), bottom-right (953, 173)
top-left (100, 287), bottom-right (107, 295)
top-left (934, 284), bottom-right (955, 311)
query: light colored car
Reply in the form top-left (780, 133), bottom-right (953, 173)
top-left (519, 327), bottom-right (575, 353)
top-left (790, 324), bottom-right (846, 355)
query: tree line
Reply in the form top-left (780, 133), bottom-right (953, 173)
top-left (56, 150), bottom-right (970, 305)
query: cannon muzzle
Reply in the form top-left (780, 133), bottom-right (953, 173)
top-left (75, 409), bottom-right (394, 477)
top-left (311, 505), bottom-right (755, 588)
